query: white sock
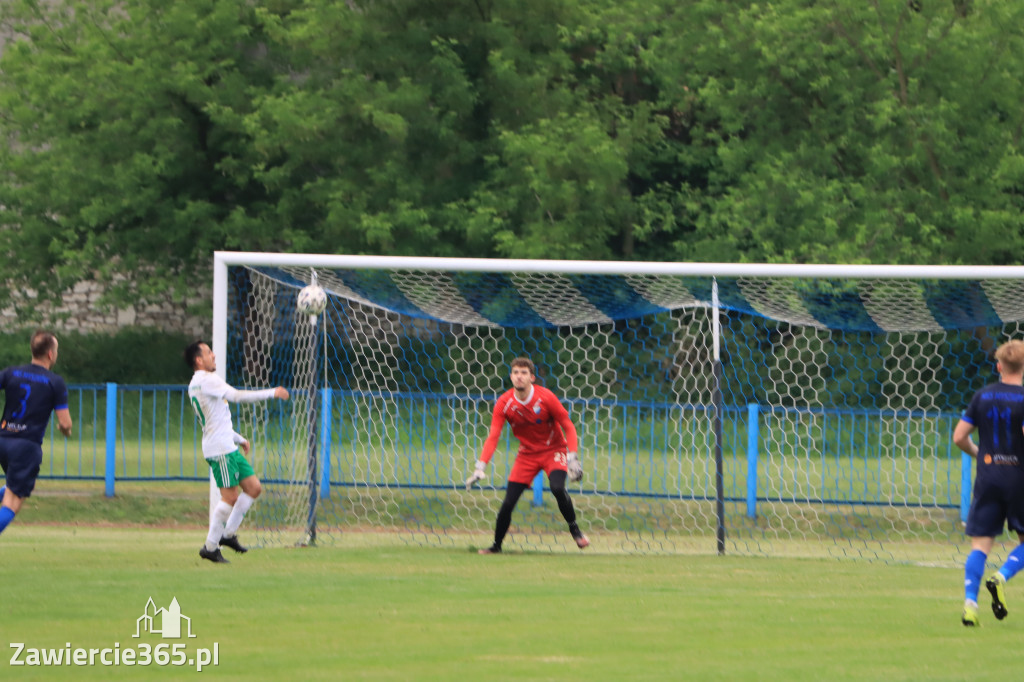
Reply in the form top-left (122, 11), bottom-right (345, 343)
top-left (205, 501), bottom-right (232, 551)
top-left (223, 493), bottom-right (255, 537)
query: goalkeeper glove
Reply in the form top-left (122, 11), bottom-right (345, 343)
top-left (465, 460), bottom-right (487, 490)
top-left (567, 452), bottom-right (583, 482)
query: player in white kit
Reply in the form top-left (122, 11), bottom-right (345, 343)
top-left (186, 341), bottom-right (289, 563)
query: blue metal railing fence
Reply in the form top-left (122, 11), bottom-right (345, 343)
top-left (39, 384), bottom-right (972, 521)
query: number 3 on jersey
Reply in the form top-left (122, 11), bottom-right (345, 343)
top-left (10, 383), bottom-right (32, 420)
top-left (190, 396), bottom-right (207, 427)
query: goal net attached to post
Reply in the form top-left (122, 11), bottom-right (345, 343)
top-left (212, 252), bottom-right (1024, 565)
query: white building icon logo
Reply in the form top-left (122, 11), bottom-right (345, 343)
top-left (133, 597), bottom-right (197, 639)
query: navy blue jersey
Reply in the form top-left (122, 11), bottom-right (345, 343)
top-left (0, 364), bottom-right (69, 445)
top-left (962, 381), bottom-right (1024, 471)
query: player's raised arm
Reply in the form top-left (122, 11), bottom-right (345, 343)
top-left (222, 386), bottom-right (284, 404)
top-left (200, 373), bottom-right (288, 404)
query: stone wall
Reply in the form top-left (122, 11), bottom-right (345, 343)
top-left (1, 280), bottom-right (210, 338)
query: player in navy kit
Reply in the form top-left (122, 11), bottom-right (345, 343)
top-left (953, 339), bottom-right (1024, 625)
top-left (466, 357), bottom-right (588, 553)
top-left (0, 331), bottom-right (73, 537)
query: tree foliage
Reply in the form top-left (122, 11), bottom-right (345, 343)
top-left (1, 0), bottom-right (1023, 315)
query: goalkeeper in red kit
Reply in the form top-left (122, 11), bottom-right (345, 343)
top-left (466, 357), bottom-right (589, 553)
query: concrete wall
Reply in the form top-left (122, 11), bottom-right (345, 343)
top-left (1, 280), bottom-right (209, 337)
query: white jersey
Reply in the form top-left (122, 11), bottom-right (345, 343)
top-left (188, 371), bottom-right (275, 459)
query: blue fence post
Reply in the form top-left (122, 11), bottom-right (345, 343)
top-left (746, 403), bottom-right (759, 519)
top-left (960, 454), bottom-right (973, 523)
top-left (320, 388), bottom-right (332, 500)
top-left (105, 382), bottom-right (117, 497)
top-left (531, 472), bottom-right (544, 506)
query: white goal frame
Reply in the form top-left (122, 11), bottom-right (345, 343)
top-left (211, 251), bottom-right (1024, 560)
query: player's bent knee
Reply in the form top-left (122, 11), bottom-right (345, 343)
top-left (241, 477), bottom-right (262, 498)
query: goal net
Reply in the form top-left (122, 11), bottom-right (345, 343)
top-left (214, 253), bottom-right (1024, 564)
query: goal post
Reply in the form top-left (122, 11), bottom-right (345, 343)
top-left (212, 251), bottom-right (1024, 564)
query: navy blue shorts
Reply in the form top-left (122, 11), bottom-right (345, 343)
top-left (966, 469), bottom-right (1024, 537)
top-left (0, 438), bottom-right (43, 499)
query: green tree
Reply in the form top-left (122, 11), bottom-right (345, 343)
top-left (244, 0), bottom-right (658, 260)
top-left (3, 0), bottom-right (1024, 325)
top-left (672, 0), bottom-right (1024, 264)
top-left (0, 0), bottom-right (290, 313)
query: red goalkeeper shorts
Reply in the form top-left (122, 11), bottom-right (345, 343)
top-left (508, 449), bottom-right (568, 485)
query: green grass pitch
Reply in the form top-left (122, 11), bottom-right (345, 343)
top-left (2, 520), bottom-right (1021, 681)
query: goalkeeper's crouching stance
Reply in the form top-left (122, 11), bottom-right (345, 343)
top-left (185, 341), bottom-right (290, 564)
top-left (465, 357), bottom-right (588, 553)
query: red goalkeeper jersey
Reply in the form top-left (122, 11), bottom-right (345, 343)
top-left (479, 384), bottom-right (578, 463)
